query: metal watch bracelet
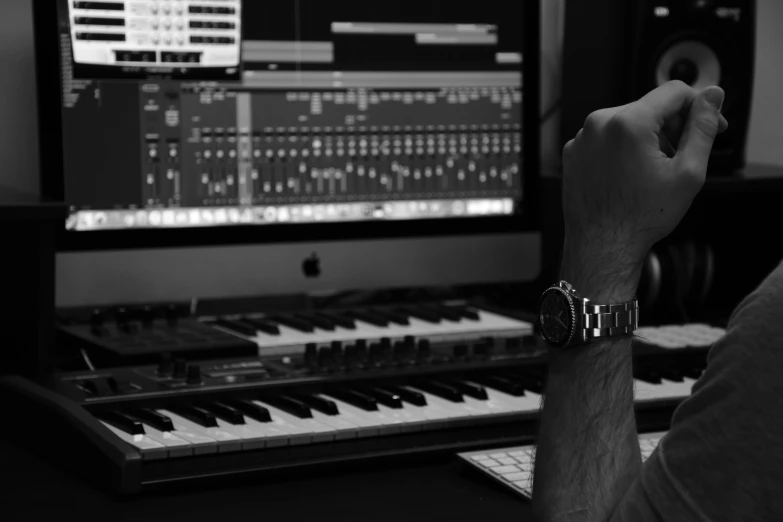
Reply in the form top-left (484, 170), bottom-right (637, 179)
top-left (579, 298), bottom-right (639, 342)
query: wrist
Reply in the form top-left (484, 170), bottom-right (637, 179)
top-left (560, 240), bottom-right (644, 304)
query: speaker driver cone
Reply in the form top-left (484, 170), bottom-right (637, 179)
top-left (655, 39), bottom-right (721, 90)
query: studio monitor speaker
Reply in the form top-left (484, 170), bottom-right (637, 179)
top-left (562, 0), bottom-right (755, 174)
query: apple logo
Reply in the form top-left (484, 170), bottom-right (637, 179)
top-left (302, 252), bottom-right (321, 278)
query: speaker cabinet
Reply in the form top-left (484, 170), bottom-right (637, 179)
top-left (563, 0), bottom-right (755, 174)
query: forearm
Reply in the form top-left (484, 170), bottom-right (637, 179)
top-left (532, 243), bottom-right (644, 521)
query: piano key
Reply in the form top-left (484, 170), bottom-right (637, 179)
top-left (446, 379), bottom-right (489, 400)
top-left (97, 411), bottom-right (146, 435)
top-left (210, 417), bottom-right (266, 450)
top-left (255, 401), bottom-right (336, 442)
top-left (502, 371), bottom-right (545, 394)
top-left (129, 408), bottom-right (175, 432)
top-left (386, 385), bottom-right (427, 406)
top-left (406, 388), bottom-right (489, 422)
top-left (241, 317), bottom-right (281, 336)
top-left (236, 308), bottom-right (532, 354)
top-left (424, 304), bottom-right (462, 322)
top-left (316, 311), bottom-right (356, 330)
top-left (260, 395), bottom-right (313, 418)
top-left (239, 415), bottom-right (294, 448)
top-left (269, 315), bottom-right (315, 333)
top-left (224, 399), bottom-right (272, 422)
top-left (145, 417), bottom-right (218, 454)
top-left (313, 393), bottom-right (382, 436)
top-left (307, 410), bottom-right (360, 440)
top-left (212, 318), bottom-right (257, 337)
top-left (480, 386), bottom-right (542, 414)
top-left (325, 396), bottom-right (404, 435)
top-left (328, 389), bottom-right (378, 411)
top-left (166, 405), bottom-right (219, 428)
top-left (413, 380), bottom-right (464, 402)
top-left (348, 310), bottom-right (389, 327)
top-left (363, 387), bottom-right (404, 409)
top-left (158, 409), bottom-right (242, 452)
top-left (131, 421), bottom-right (193, 457)
top-left (201, 401), bottom-right (246, 424)
top-left (296, 312), bottom-right (336, 331)
top-left (472, 374), bottom-right (527, 396)
top-left (100, 422), bottom-right (168, 460)
top-left (373, 309), bottom-right (410, 326)
top-left (449, 305), bottom-right (480, 321)
top-left (295, 394), bottom-right (340, 415)
top-left (249, 400), bottom-right (314, 445)
top-left (399, 306), bottom-right (441, 324)
top-left (374, 403), bottom-right (429, 433)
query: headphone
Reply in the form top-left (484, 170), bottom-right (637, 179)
top-left (638, 239), bottom-right (715, 323)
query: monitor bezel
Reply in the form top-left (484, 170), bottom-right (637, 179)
top-left (34, 0), bottom-right (541, 253)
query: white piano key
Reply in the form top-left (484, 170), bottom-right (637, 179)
top-left (157, 409), bottom-right (243, 453)
top-left (374, 403), bottom-right (430, 433)
top-left (212, 418), bottom-right (267, 450)
top-left (634, 378), bottom-right (692, 403)
top-left (397, 385), bottom-right (472, 425)
top-left (249, 401), bottom-right (313, 445)
top-left (408, 388), bottom-right (491, 421)
top-left (482, 386), bottom-right (542, 414)
top-left (324, 395), bottom-right (404, 435)
top-left (254, 401), bottom-right (336, 443)
top-left (212, 309), bottom-right (533, 355)
top-left (100, 422), bottom-right (168, 460)
top-left (241, 416), bottom-right (293, 448)
top-left (137, 423), bottom-right (193, 457)
top-left (308, 410), bottom-right (361, 440)
top-left (313, 393), bottom-right (382, 436)
top-left (153, 422), bottom-right (218, 455)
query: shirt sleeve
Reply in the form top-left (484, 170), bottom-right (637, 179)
top-left (611, 258), bottom-right (783, 522)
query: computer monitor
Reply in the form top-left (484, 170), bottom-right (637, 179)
top-left (34, 0), bottom-right (541, 308)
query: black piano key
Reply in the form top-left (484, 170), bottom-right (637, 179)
top-left (241, 317), bottom-right (281, 335)
top-left (269, 315), bottom-right (315, 333)
top-left (680, 366), bottom-right (703, 380)
top-left (447, 379), bottom-right (488, 400)
top-left (261, 395), bottom-right (313, 418)
top-left (201, 401), bottom-right (246, 424)
top-left (427, 304), bottom-right (462, 322)
top-left (225, 399), bottom-right (272, 422)
top-left (363, 387), bottom-right (404, 408)
top-left (348, 310), bottom-right (389, 327)
top-left (657, 366), bottom-right (685, 382)
top-left (399, 306), bottom-right (441, 324)
top-left (316, 311), bottom-right (356, 330)
top-left (372, 309), bottom-right (410, 326)
top-left (451, 306), bottom-right (480, 321)
top-left (98, 411), bottom-right (146, 435)
top-left (128, 408), bottom-right (175, 432)
top-left (634, 368), bottom-right (663, 385)
top-left (472, 375), bottom-right (527, 396)
top-left (413, 380), bottom-right (464, 402)
top-left (212, 318), bottom-right (257, 336)
top-left (296, 312), bottom-right (336, 331)
top-left (295, 394), bottom-right (340, 415)
top-left (388, 386), bottom-right (427, 406)
top-left (510, 372), bottom-right (546, 394)
top-left (329, 389), bottom-right (378, 411)
top-left (167, 405), bottom-right (219, 428)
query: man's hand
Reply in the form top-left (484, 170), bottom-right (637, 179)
top-left (562, 80), bottom-right (727, 271)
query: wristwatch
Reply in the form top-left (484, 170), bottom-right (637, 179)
top-left (538, 281), bottom-right (639, 349)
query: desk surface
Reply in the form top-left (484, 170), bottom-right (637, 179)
top-left (1, 438), bottom-right (532, 522)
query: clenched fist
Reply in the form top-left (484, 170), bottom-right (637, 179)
top-left (560, 80), bottom-right (728, 303)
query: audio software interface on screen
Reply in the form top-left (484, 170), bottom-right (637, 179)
top-left (55, 1), bottom-right (524, 232)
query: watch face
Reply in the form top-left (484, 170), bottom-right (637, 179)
top-left (539, 290), bottom-right (573, 345)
